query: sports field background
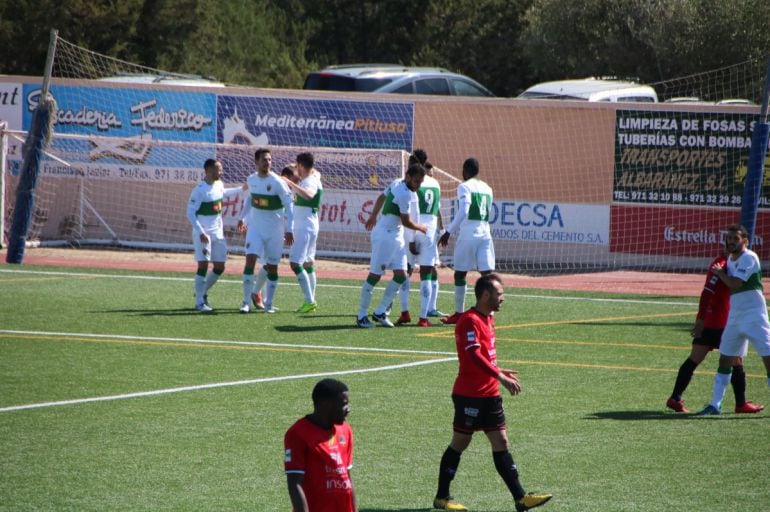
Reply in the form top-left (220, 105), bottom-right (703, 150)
top-left (1, 249), bottom-right (768, 511)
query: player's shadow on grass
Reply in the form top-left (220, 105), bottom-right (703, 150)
top-left (585, 410), bottom-right (769, 421)
top-left (98, 308), bottom-right (205, 316)
top-left (275, 322), bottom-right (362, 333)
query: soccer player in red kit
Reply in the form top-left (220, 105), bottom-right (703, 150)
top-left (285, 379), bottom-right (356, 512)
top-left (666, 247), bottom-right (764, 414)
top-left (433, 273), bottom-right (552, 512)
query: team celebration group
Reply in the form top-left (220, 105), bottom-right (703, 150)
top-left (187, 149), bottom-right (770, 511)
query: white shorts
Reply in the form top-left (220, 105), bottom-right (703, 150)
top-left (370, 228), bottom-right (407, 275)
top-left (290, 227), bottom-right (318, 264)
top-left (453, 237), bottom-right (495, 272)
top-left (414, 230), bottom-right (439, 267)
top-left (193, 233), bottom-right (227, 263)
top-left (244, 225), bottom-right (282, 264)
top-left (720, 318), bottom-right (770, 357)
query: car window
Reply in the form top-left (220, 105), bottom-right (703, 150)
top-left (415, 78), bottom-right (450, 95)
top-left (451, 78), bottom-right (490, 97)
top-left (303, 73), bottom-right (393, 92)
top-left (392, 83), bottom-right (415, 94)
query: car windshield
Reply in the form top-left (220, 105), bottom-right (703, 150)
top-left (303, 73), bottom-right (394, 92)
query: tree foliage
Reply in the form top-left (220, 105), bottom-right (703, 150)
top-left (0, 0), bottom-right (768, 96)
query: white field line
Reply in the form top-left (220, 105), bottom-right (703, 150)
top-left (0, 346), bottom-right (455, 413)
top-left (0, 268), bottom-right (696, 306)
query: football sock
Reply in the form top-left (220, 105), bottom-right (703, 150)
top-left (253, 267), bottom-right (268, 302)
top-left (454, 280), bottom-right (467, 313)
top-left (194, 271), bottom-right (206, 303)
top-left (436, 446), bottom-right (462, 500)
top-left (294, 267), bottom-right (313, 303)
top-left (306, 265), bottom-right (316, 297)
top-left (359, 281), bottom-right (376, 318)
top-left (375, 279), bottom-right (402, 316)
top-left (399, 274), bottom-right (411, 312)
top-left (265, 271), bottom-right (279, 306)
top-left (731, 365), bottom-right (747, 406)
top-left (242, 268), bottom-right (254, 303)
top-left (493, 450), bottom-right (526, 501)
top-left (203, 267), bottom-right (223, 294)
top-left (430, 277), bottom-right (439, 311)
top-left (710, 367), bottom-right (732, 408)
top-left (671, 357), bottom-right (698, 401)
top-left (420, 277), bottom-right (431, 319)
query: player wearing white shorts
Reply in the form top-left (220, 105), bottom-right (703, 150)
top-left (237, 148), bottom-right (294, 314)
top-left (412, 162), bottom-right (446, 326)
top-left (187, 158), bottom-right (241, 313)
top-left (357, 164), bottom-right (428, 328)
top-left (438, 157), bottom-right (495, 325)
top-left (284, 152), bottom-right (323, 313)
top-left (697, 224), bottom-right (770, 415)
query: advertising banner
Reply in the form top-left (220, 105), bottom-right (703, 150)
top-left (217, 95), bottom-right (414, 150)
top-left (614, 109), bottom-right (770, 208)
top-left (610, 204), bottom-right (770, 259)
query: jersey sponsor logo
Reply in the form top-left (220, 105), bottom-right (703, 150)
top-left (325, 478), bottom-right (352, 490)
top-left (285, 448), bottom-right (292, 463)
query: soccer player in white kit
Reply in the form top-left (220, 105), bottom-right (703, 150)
top-left (697, 224), bottom-right (770, 415)
top-left (412, 160), bottom-right (447, 326)
top-left (187, 158), bottom-right (241, 313)
top-left (237, 148), bottom-right (294, 313)
top-left (284, 152), bottom-right (323, 313)
top-left (438, 157), bottom-right (495, 325)
top-left (357, 164), bottom-right (428, 328)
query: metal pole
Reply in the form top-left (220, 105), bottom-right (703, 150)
top-left (40, 29), bottom-right (58, 100)
top-left (0, 121), bottom-right (7, 248)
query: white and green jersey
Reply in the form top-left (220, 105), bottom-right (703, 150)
top-left (726, 248), bottom-right (768, 320)
top-left (241, 171), bottom-right (295, 233)
top-left (187, 180), bottom-right (227, 238)
top-left (445, 177), bottom-right (493, 240)
top-left (416, 174), bottom-right (441, 232)
top-left (375, 178), bottom-right (417, 234)
top-left (294, 171), bottom-right (323, 231)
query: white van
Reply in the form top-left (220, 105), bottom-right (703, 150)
top-left (518, 78), bottom-right (658, 103)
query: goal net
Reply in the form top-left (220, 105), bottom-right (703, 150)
top-left (3, 33), bottom-right (769, 274)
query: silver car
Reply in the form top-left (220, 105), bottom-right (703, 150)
top-left (303, 64), bottom-right (494, 97)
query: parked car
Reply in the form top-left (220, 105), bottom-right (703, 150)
top-left (518, 78), bottom-right (658, 102)
top-left (303, 64), bottom-right (494, 97)
top-left (98, 73), bottom-right (225, 87)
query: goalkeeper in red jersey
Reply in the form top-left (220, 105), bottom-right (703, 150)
top-left (666, 244), bottom-right (764, 414)
top-left (433, 273), bottom-right (552, 511)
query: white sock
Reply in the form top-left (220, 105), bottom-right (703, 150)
top-left (254, 267), bottom-right (268, 299)
top-left (195, 274), bottom-right (206, 304)
top-left (358, 281), bottom-right (376, 318)
top-left (203, 272), bottom-right (220, 295)
top-left (454, 284), bottom-right (467, 313)
top-left (308, 269), bottom-right (317, 297)
top-left (711, 371), bottom-right (731, 409)
top-left (430, 279), bottom-right (439, 311)
top-left (296, 269), bottom-right (313, 303)
top-left (242, 273), bottom-right (255, 304)
top-left (420, 279), bottom-right (431, 319)
top-left (375, 280), bottom-right (401, 316)
top-left (265, 275), bottom-right (278, 307)
top-left (399, 276), bottom-right (411, 312)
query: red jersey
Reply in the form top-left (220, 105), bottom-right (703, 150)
top-left (453, 308), bottom-right (501, 397)
top-left (284, 417), bottom-right (354, 512)
top-left (698, 255), bottom-right (730, 329)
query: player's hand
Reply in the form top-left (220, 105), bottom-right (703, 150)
top-left (711, 262), bottom-right (725, 273)
top-left (438, 231), bottom-right (450, 247)
top-left (365, 216), bottom-right (377, 231)
top-left (416, 223), bottom-right (428, 235)
top-left (284, 232), bottom-right (294, 246)
top-left (237, 220), bottom-right (247, 233)
top-left (499, 369), bottom-right (521, 396)
top-left (409, 241), bottom-right (419, 255)
top-left (199, 233), bottom-right (209, 244)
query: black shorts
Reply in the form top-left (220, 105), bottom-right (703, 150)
top-left (452, 394), bottom-right (506, 434)
top-left (692, 327), bottom-right (724, 350)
